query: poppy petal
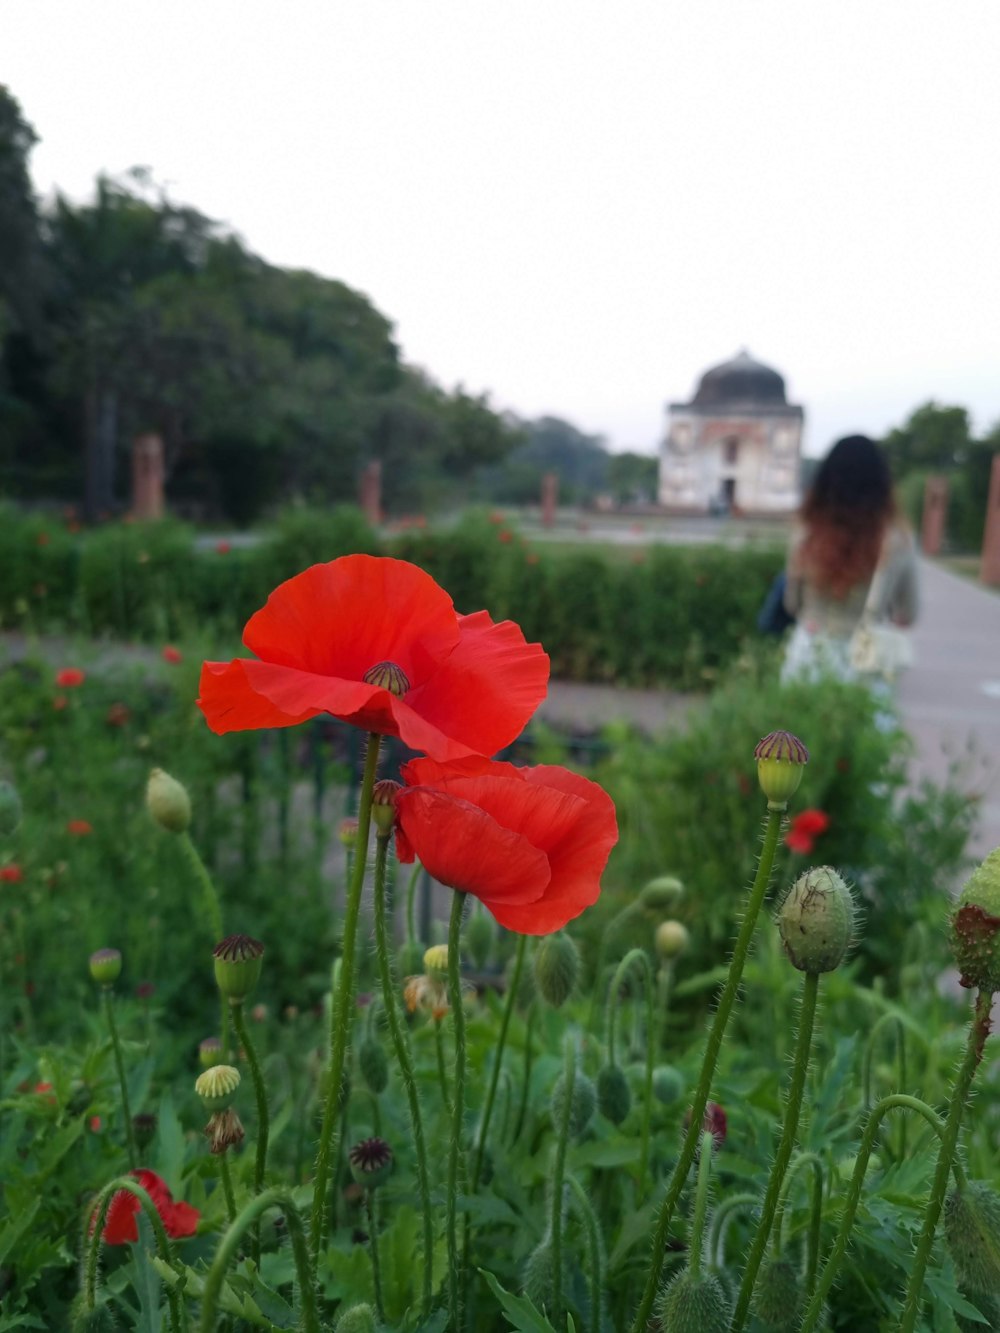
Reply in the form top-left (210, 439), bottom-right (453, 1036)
top-left (395, 788), bottom-right (551, 906)
top-left (163, 1199), bottom-right (200, 1238)
top-left (198, 661), bottom-right (321, 734)
top-left (242, 556), bottom-right (459, 682)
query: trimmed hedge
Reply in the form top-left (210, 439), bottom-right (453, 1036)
top-left (0, 505), bottom-right (784, 688)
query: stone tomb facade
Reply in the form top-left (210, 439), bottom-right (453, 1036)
top-left (659, 350), bottom-right (803, 514)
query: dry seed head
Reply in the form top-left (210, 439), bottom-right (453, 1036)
top-left (195, 1064), bottom-right (241, 1112)
top-left (213, 933), bottom-right (264, 1002)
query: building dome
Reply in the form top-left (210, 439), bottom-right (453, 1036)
top-left (691, 349), bottom-right (787, 408)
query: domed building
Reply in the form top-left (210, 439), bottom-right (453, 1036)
top-left (658, 350), bottom-right (803, 514)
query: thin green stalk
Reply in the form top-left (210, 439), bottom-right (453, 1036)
top-left (513, 999), bottom-right (537, 1144)
top-left (371, 833), bottom-right (433, 1313)
top-left (708, 1193), bottom-right (759, 1269)
top-left (200, 1188), bottom-right (318, 1333)
top-left (102, 988), bottom-right (137, 1168)
top-left (85, 1177), bottom-right (188, 1333)
top-left (588, 899), bottom-right (644, 1029)
top-left (435, 1019), bottom-right (453, 1115)
top-left (688, 1131), bottom-right (715, 1281)
top-left (568, 1174), bottom-right (604, 1333)
top-left (181, 831), bottom-right (229, 1060)
top-left (863, 1013), bottom-right (908, 1158)
top-left (446, 891), bottom-right (468, 1333)
top-left (310, 733), bottom-right (381, 1266)
top-left (405, 859), bottom-right (422, 945)
top-left (551, 1036), bottom-right (576, 1321)
top-left (772, 1150), bottom-right (824, 1258)
top-left (472, 932), bottom-right (527, 1191)
top-left (218, 1152), bottom-right (237, 1222)
top-left (799, 1094), bottom-right (959, 1333)
top-left (230, 1001), bottom-right (269, 1195)
top-left (731, 968), bottom-right (820, 1331)
top-left (895, 989), bottom-right (991, 1333)
top-left (364, 1191), bottom-right (386, 1322)
top-left (631, 806), bottom-right (784, 1333)
top-left (606, 948), bottom-right (655, 1197)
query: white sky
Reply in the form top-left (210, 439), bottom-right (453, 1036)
top-left (7, 0), bottom-right (1000, 456)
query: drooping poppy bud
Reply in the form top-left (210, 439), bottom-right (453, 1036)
top-left (655, 920), bottom-right (690, 960)
top-left (777, 867), bottom-right (857, 973)
top-left (944, 1182), bottom-right (1000, 1294)
top-left (533, 932), bottom-right (580, 1008)
top-left (146, 768), bottom-right (191, 833)
top-left (655, 1270), bottom-right (732, 1332)
top-left (597, 1064), bottom-right (632, 1126)
top-left (358, 1037), bottom-right (389, 1095)
top-left (754, 730), bottom-right (809, 809)
top-left (550, 1070), bottom-right (596, 1140)
top-left (652, 1065), bottom-right (685, 1105)
top-left (640, 875), bottom-right (684, 910)
top-left (752, 1258), bottom-right (805, 1331)
top-left (334, 1306), bottom-right (379, 1333)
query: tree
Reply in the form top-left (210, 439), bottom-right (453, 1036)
top-left (0, 86), bottom-right (44, 339)
top-left (881, 401), bottom-right (972, 475)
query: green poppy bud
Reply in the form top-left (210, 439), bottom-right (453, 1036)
top-left (655, 1270), bottom-right (731, 1332)
top-left (89, 948), bottom-right (122, 987)
top-left (464, 906), bottom-right (495, 970)
top-left (944, 1182), bottom-right (1000, 1295)
top-left (0, 780), bottom-right (23, 836)
top-left (370, 780), bottom-right (400, 837)
top-left (652, 1065), bottom-right (685, 1104)
top-left (777, 866), bottom-right (857, 973)
top-left (423, 944), bottom-right (449, 983)
top-left (335, 1306), bottom-right (379, 1333)
top-left (195, 1064), bottom-right (241, 1113)
top-left (348, 1136), bottom-right (393, 1190)
top-left (597, 1064), bottom-right (631, 1125)
top-left (71, 1298), bottom-right (118, 1332)
top-left (198, 1036), bottom-right (222, 1068)
top-left (752, 1258), bottom-right (804, 1331)
top-left (754, 730), bottom-right (809, 809)
top-left (655, 920), bottom-right (690, 960)
top-left (951, 848), bottom-right (1000, 992)
top-left (550, 1070), bottom-right (596, 1139)
top-left (533, 932), bottom-right (580, 1008)
top-left (358, 1036), bottom-right (389, 1095)
top-left (523, 1239), bottom-right (565, 1311)
top-left (213, 934), bottom-right (264, 1003)
top-left (640, 875), bottom-right (684, 910)
top-left (145, 768), bottom-right (191, 833)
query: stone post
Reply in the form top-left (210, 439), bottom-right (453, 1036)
top-left (920, 475), bottom-right (949, 555)
top-left (131, 433), bottom-right (165, 521)
top-left (360, 460), bottom-right (382, 527)
top-left (541, 472), bottom-right (558, 528)
top-left (980, 455), bottom-right (1000, 587)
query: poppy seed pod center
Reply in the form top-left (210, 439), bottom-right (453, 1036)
top-left (363, 660), bottom-right (410, 697)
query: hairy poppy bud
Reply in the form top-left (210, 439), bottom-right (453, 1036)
top-left (213, 934), bottom-right (264, 1003)
top-left (641, 875), bottom-right (684, 909)
top-left (754, 730), bottom-right (809, 809)
top-left (777, 867), bottom-right (856, 973)
top-left (655, 920), bottom-right (690, 960)
top-left (349, 1136), bottom-right (394, 1190)
top-left (89, 948), bottom-right (122, 986)
top-left (652, 1065), bottom-right (684, 1104)
top-left (465, 906), bottom-right (495, 970)
top-left (371, 780), bottom-right (400, 837)
top-left (0, 780), bottom-right (22, 837)
top-left (335, 1306), bottom-right (378, 1333)
top-left (195, 1064), bottom-right (241, 1113)
top-left (533, 932), bottom-right (580, 1008)
top-left (944, 1182), bottom-right (1000, 1294)
top-left (597, 1064), bottom-right (631, 1125)
top-left (145, 768), bottom-right (191, 833)
top-left (358, 1037), bottom-right (389, 1095)
top-left (523, 1239), bottom-right (564, 1311)
top-left (752, 1258), bottom-right (804, 1331)
top-left (551, 1070), bottom-right (596, 1139)
top-left (655, 1270), bottom-right (731, 1332)
top-left (71, 1298), bottom-right (118, 1332)
top-left (951, 848), bottom-right (1000, 991)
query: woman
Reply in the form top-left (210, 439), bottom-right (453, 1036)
top-left (781, 435), bottom-right (918, 685)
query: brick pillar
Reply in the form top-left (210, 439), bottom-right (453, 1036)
top-left (920, 475), bottom-right (949, 555)
top-left (360, 460), bottom-right (382, 527)
top-left (131, 433), bottom-right (164, 520)
top-left (541, 472), bottom-right (558, 528)
top-left (980, 455), bottom-right (1000, 587)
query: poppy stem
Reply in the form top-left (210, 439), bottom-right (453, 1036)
top-left (371, 831), bottom-right (434, 1314)
top-left (730, 968), bottom-right (820, 1331)
top-left (180, 832), bottom-right (230, 1061)
top-left (799, 1094), bottom-right (960, 1333)
top-left (550, 1034), bottom-right (576, 1321)
top-left (364, 1189), bottom-right (386, 1322)
top-left (446, 890), bottom-right (469, 1333)
top-left (688, 1131), bottom-right (716, 1282)
top-left (630, 805), bottom-right (784, 1333)
top-left (310, 733), bottom-right (382, 1268)
top-left (85, 1177), bottom-right (187, 1333)
top-left (102, 987), bottom-right (137, 1169)
top-left (218, 1151), bottom-right (237, 1223)
top-left (567, 1173), bottom-right (604, 1333)
top-left (230, 999), bottom-right (269, 1265)
top-left (472, 932), bottom-right (526, 1193)
top-left (605, 948), bottom-right (655, 1199)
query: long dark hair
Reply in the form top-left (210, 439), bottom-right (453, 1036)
top-left (800, 435), bottom-right (896, 598)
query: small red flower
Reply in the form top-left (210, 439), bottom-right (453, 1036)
top-left (215, 540), bottom-right (232, 555)
top-left (106, 702), bottom-right (131, 727)
top-left (784, 809), bottom-right (830, 855)
top-left (162, 645), bottom-right (183, 665)
top-left (498, 529), bottom-right (514, 543)
top-left (98, 1168), bottom-right (200, 1244)
top-left (394, 756), bottom-right (618, 934)
top-left (89, 1115), bottom-right (102, 1133)
top-left (0, 864), bottom-right (23, 883)
top-left (198, 556), bottom-right (550, 762)
top-left (56, 668), bottom-right (85, 688)
top-left (53, 694), bottom-right (68, 711)
top-left (67, 819), bottom-right (93, 837)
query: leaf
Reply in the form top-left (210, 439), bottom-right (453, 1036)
top-left (150, 1258), bottom-right (272, 1327)
top-left (479, 1268), bottom-right (560, 1332)
top-left (126, 1213), bottom-right (163, 1333)
top-left (154, 1090), bottom-right (186, 1195)
top-left (35, 1118), bottom-right (84, 1181)
top-left (0, 1197), bottom-right (40, 1265)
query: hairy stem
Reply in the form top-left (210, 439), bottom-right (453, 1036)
top-left (102, 988), bottom-right (137, 1168)
top-left (568, 1173), bottom-right (604, 1333)
top-left (472, 932), bottom-right (527, 1191)
top-left (85, 1178), bottom-right (187, 1333)
top-left (180, 831), bottom-right (229, 1060)
top-left (689, 1131), bottom-right (716, 1281)
top-left (446, 890), bottom-right (468, 1332)
top-left (551, 1036), bottom-right (576, 1320)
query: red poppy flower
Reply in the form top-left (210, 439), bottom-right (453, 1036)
top-left (784, 808), bottom-right (830, 855)
top-left (198, 556), bottom-right (549, 762)
top-left (0, 864), bottom-right (23, 883)
top-left (55, 668), bottom-right (85, 688)
top-left (162, 645), bottom-right (183, 665)
top-left (67, 819), bottom-right (93, 836)
top-left (215, 540), bottom-right (232, 555)
top-left (394, 756), bottom-right (618, 934)
top-left (98, 1169), bottom-right (199, 1244)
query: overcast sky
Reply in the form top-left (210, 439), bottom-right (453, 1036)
top-left (7, 0), bottom-right (999, 456)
